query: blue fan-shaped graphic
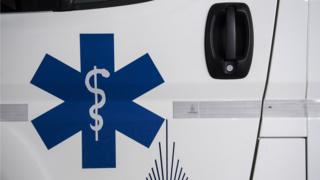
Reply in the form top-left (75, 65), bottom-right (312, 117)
top-left (145, 120), bottom-right (190, 180)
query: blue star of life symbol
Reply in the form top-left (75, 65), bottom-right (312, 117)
top-left (31, 34), bottom-right (164, 168)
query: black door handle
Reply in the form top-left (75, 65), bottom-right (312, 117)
top-left (226, 6), bottom-right (236, 60)
top-left (205, 3), bottom-right (254, 79)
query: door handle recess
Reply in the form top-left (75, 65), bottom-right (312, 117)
top-left (205, 3), bottom-right (254, 79)
top-left (226, 7), bottom-right (236, 60)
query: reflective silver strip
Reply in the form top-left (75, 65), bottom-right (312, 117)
top-left (1, 101), bottom-right (319, 121)
top-left (263, 100), bottom-right (307, 118)
top-left (173, 100), bottom-right (320, 119)
top-left (0, 104), bottom-right (28, 122)
top-left (307, 100), bottom-right (320, 118)
top-left (173, 101), bottom-right (201, 118)
top-left (200, 101), bottom-right (261, 118)
top-left (173, 101), bottom-right (261, 119)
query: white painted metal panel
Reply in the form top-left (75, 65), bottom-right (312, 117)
top-left (262, 0), bottom-right (308, 137)
top-left (254, 138), bottom-right (306, 180)
top-left (307, 0), bottom-right (320, 179)
top-left (0, 0), bottom-right (277, 179)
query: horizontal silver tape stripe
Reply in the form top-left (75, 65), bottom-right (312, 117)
top-left (173, 100), bottom-right (320, 119)
top-left (263, 100), bottom-right (307, 118)
top-left (307, 101), bottom-right (320, 118)
top-left (200, 101), bottom-right (261, 118)
top-left (173, 101), bottom-right (261, 119)
top-left (0, 104), bottom-right (28, 122)
top-left (1, 101), bottom-right (319, 121)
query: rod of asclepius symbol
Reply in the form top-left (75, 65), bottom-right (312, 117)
top-left (85, 66), bottom-right (110, 141)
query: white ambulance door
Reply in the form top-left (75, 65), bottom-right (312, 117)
top-left (306, 0), bottom-right (320, 180)
top-left (253, 0), bottom-right (309, 180)
top-left (1, 0), bottom-right (278, 179)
